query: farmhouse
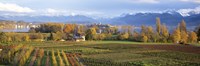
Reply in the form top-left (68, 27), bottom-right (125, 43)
top-left (73, 33), bottom-right (85, 42)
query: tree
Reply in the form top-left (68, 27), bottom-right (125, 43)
top-left (195, 26), bottom-right (200, 41)
top-left (161, 24), bottom-right (169, 38)
top-left (77, 25), bottom-right (86, 34)
top-left (94, 34), bottom-right (106, 40)
top-left (63, 24), bottom-right (76, 34)
top-left (189, 31), bottom-right (198, 43)
top-left (180, 31), bottom-right (188, 44)
top-left (104, 33), bottom-right (113, 40)
top-left (172, 25), bottom-right (181, 43)
top-left (152, 32), bottom-right (160, 42)
top-left (55, 31), bottom-right (64, 40)
top-left (180, 20), bottom-right (187, 32)
top-left (36, 23), bottom-right (64, 33)
top-left (85, 28), bottom-right (97, 40)
top-left (141, 25), bottom-right (147, 35)
top-left (146, 26), bottom-right (154, 41)
top-left (133, 31), bottom-right (140, 41)
top-left (156, 17), bottom-right (161, 34)
top-left (179, 20), bottom-right (188, 44)
top-left (142, 35), bottom-right (148, 42)
top-left (161, 24), bottom-right (169, 42)
top-left (63, 24), bottom-right (83, 40)
top-left (118, 33), bottom-right (129, 40)
top-left (104, 27), bottom-right (118, 35)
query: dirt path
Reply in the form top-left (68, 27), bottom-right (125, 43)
top-left (139, 44), bottom-right (200, 54)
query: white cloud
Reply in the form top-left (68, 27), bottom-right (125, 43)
top-left (110, 0), bottom-right (159, 4)
top-left (133, 0), bottom-right (159, 3)
top-left (46, 8), bottom-right (58, 13)
top-left (43, 8), bottom-right (62, 16)
top-left (179, 0), bottom-right (200, 3)
top-left (177, 6), bottom-right (200, 16)
top-left (0, 2), bottom-right (34, 13)
top-left (40, 8), bottom-right (103, 17)
top-left (64, 0), bottom-right (159, 4)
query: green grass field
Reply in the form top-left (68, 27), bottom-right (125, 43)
top-left (1, 41), bottom-right (200, 66)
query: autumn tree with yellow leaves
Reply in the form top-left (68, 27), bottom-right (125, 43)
top-left (189, 31), bottom-right (198, 43)
top-left (172, 24), bottom-right (181, 43)
top-left (86, 28), bottom-right (97, 40)
top-left (156, 17), bottom-right (161, 34)
top-left (161, 24), bottom-right (169, 42)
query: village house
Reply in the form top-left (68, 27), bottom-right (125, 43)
top-left (74, 33), bottom-right (85, 42)
top-left (73, 26), bottom-right (86, 42)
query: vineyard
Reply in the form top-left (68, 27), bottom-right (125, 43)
top-left (0, 44), bottom-right (84, 66)
top-left (0, 41), bottom-right (200, 66)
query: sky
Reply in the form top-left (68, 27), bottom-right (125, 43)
top-left (0, 0), bottom-right (200, 18)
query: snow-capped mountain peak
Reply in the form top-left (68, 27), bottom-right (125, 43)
top-left (177, 6), bottom-right (200, 17)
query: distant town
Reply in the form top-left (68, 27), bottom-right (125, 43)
top-left (0, 20), bottom-right (140, 33)
top-left (0, 20), bottom-right (40, 32)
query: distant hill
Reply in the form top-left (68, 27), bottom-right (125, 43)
top-left (111, 13), bottom-right (182, 25)
top-left (0, 15), bottom-right (96, 24)
top-left (108, 11), bottom-right (200, 26)
top-left (0, 11), bottom-right (200, 26)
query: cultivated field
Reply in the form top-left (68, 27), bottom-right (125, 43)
top-left (0, 41), bottom-right (200, 66)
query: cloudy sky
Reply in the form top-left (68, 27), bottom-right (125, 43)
top-left (0, 0), bottom-right (200, 18)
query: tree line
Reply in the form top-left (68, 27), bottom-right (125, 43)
top-left (84, 17), bottom-right (199, 44)
top-left (0, 17), bottom-right (200, 44)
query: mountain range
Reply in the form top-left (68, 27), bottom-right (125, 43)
top-left (0, 11), bottom-right (200, 26)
